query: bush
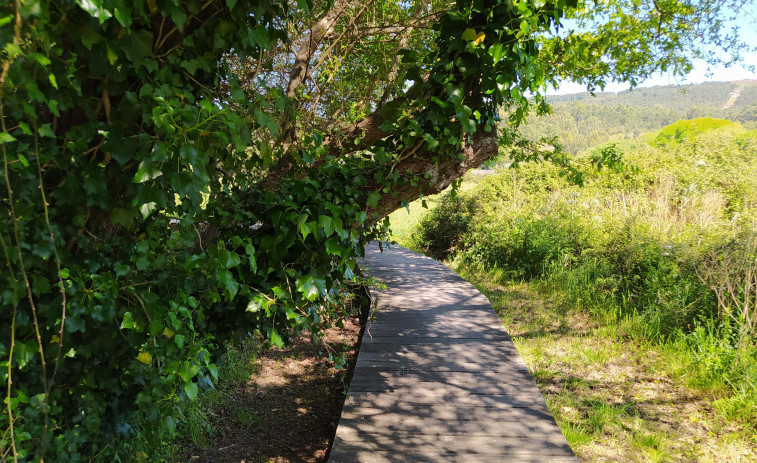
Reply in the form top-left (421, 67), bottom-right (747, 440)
top-left (412, 193), bottom-right (475, 261)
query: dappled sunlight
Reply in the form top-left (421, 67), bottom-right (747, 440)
top-left (330, 243), bottom-right (575, 460)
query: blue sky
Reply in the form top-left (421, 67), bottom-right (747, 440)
top-left (548, 7), bottom-right (757, 95)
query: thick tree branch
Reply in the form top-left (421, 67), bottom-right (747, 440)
top-left (368, 126), bottom-right (499, 219)
top-left (286, 0), bottom-right (351, 99)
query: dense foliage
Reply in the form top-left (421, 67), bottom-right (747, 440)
top-left (0, 0), bottom-right (753, 460)
top-left (408, 119), bottom-right (757, 425)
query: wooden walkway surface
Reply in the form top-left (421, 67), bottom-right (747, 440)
top-left (329, 243), bottom-right (577, 462)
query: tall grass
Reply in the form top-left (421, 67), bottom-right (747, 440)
top-left (404, 120), bottom-right (757, 428)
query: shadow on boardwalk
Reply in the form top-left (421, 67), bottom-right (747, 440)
top-left (328, 243), bottom-right (577, 462)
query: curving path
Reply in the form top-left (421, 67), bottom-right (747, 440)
top-left (329, 243), bottom-right (577, 462)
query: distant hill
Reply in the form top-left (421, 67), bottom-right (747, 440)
top-left (519, 80), bottom-right (757, 153)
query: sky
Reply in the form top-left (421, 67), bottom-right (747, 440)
top-left (547, 7), bottom-right (757, 95)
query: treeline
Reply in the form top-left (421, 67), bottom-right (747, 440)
top-left (520, 80), bottom-right (757, 153)
top-left (408, 119), bottom-right (757, 427)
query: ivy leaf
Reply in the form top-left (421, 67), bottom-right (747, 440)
top-left (219, 249), bottom-right (241, 268)
top-left (133, 161), bottom-right (163, 183)
top-left (488, 43), bottom-right (506, 64)
top-left (179, 362), bottom-right (199, 382)
top-left (243, 243), bottom-right (257, 273)
top-left (123, 30), bottom-right (153, 69)
top-left (325, 237), bottom-right (342, 256)
top-left (121, 312), bottom-right (138, 330)
top-left (136, 351), bottom-right (152, 364)
top-left (75, 0), bottom-right (113, 24)
top-left (296, 275), bottom-right (325, 302)
top-left (111, 207), bottom-right (136, 227)
top-left (461, 28), bottom-right (477, 41)
top-left (14, 340), bottom-right (37, 370)
top-left (318, 215), bottom-right (334, 237)
top-left (114, 6), bottom-right (132, 27)
top-left (184, 382), bottom-right (198, 400)
top-left (114, 262), bottom-right (131, 277)
top-left (0, 132), bottom-right (16, 144)
top-left (251, 26), bottom-right (270, 48)
top-left (37, 124), bottom-right (55, 138)
top-left (207, 364), bottom-right (219, 381)
top-left (268, 329), bottom-right (284, 348)
top-left (139, 202), bottom-right (157, 220)
top-left (366, 191), bottom-right (380, 208)
top-left (218, 270), bottom-right (239, 300)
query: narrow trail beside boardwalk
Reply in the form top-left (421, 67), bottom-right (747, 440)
top-left (329, 243), bottom-right (577, 462)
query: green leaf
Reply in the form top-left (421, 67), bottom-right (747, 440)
top-left (219, 249), bottom-right (241, 268)
top-left (296, 275), bottom-right (325, 302)
top-left (174, 334), bottom-right (185, 348)
top-left (114, 262), bottom-right (131, 277)
top-left (325, 237), bottom-right (342, 256)
top-left (366, 191), bottom-right (380, 208)
top-left (269, 329), bottom-right (284, 348)
top-left (123, 30), bottom-right (153, 68)
top-left (14, 340), bottom-right (37, 370)
top-left (179, 362), bottom-right (199, 382)
top-left (76, 0), bottom-right (113, 24)
top-left (225, 0), bottom-right (238, 9)
top-left (461, 28), bottom-right (477, 41)
top-left (114, 6), bottom-right (132, 27)
top-left (133, 161), bottom-right (163, 183)
top-left (251, 26), bottom-right (270, 48)
top-left (184, 382), bottom-right (198, 400)
top-left (319, 215), bottom-right (334, 237)
top-left (0, 132), bottom-right (16, 144)
top-left (48, 73), bottom-right (58, 89)
top-left (139, 202), bottom-right (157, 220)
top-left (121, 312), bottom-right (138, 330)
top-left (111, 207), bottom-right (136, 228)
top-left (207, 364), bottom-right (219, 381)
top-left (218, 270), bottom-right (239, 300)
top-left (16, 153), bottom-right (29, 167)
top-left (243, 243), bottom-right (257, 273)
top-left (37, 124), bottom-right (55, 138)
top-left (488, 43), bottom-right (506, 64)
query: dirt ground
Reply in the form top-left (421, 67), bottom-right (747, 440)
top-left (194, 306), bottom-right (367, 463)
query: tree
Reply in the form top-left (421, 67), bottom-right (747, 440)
top-left (0, 0), bottom-right (752, 460)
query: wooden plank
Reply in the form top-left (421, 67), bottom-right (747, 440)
top-left (346, 369), bottom-right (536, 385)
top-left (360, 339), bottom-right (520, 361)
top-left (353, 359), bottom-right (528, 372)
top-left (335, 416), bottom-right (563, 436)
top-left (330, 450), bottom-right (577, 463)
top-left (360, 332), bottom-right (511, 341)
top-left (345, 391), bottom-right (547, 408)
top-left (340, 403), bottom-right (556, 421)
top-left (347, 378), bottom-right (543, 395)
top-left (332, 430), bottom-right (574, 455)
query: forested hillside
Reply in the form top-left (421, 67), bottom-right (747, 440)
top-left (519, 80), bottom-right (757, 153)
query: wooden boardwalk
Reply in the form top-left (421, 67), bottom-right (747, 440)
top-left (329, 243), bottom-right (577, 462)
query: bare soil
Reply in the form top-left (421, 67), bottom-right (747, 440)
top-left (194, 305), bottom-right (367, 463)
